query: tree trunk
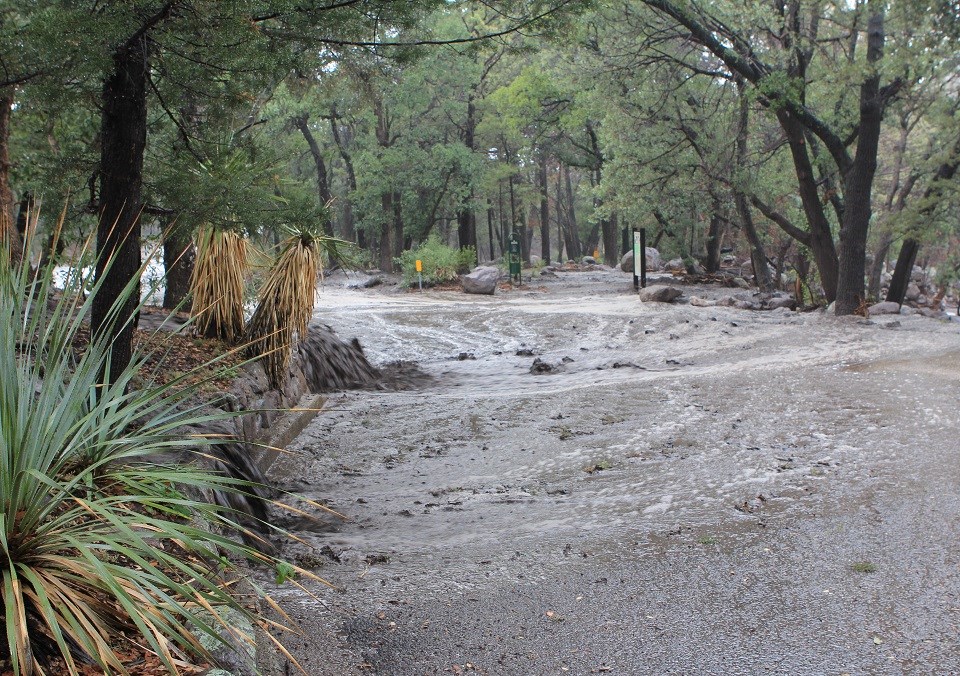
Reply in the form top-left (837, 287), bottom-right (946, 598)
top-left (705, 209), bottom-right (722, 273)
top-left (868, 233), bottom-right (893, 301)
top-left (834, 9), bottom-right (885, 315)
top-left (379, 192), bottom-right (393, 272)
top-left (94, 37), bottom-right (149, 383)
top-left (733, 89), bottom-right (772, 291)
top-left (487, 200), bottom-right (495, 262)
top-left (885, 238), bottom-right (918, 305)
top-left (776, 109), bottom-right (839, 301)
top-left (539, 154), bottom-right (550, 264)
top-left (162, 222), bottom-right (194, 310)
top-left (563, 165), bottom-right (582, 259)
top-left (329, 112), bottom-right (359, 245)
top-left (293, 113), bottom-right (334, 237)
top-left (604, 212), bottom-right (619, 267)
top-left (391, 191), bottom-right (403, 265)
top-left (457, 95), bottom-right (478, 250)
top-left (0, 86), bottom-right (20, 263)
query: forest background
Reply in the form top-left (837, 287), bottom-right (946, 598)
top-left (1, 0), bottom-right (958, 344)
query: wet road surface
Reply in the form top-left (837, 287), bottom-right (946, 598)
top-left (267, 270), bottom-right (960, 675)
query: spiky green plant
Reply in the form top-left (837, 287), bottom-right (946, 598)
top-left (244, 225), bottom-right (352, 388)
top-left (190, 226), bottom-right (248, 343)
top-left (0, 237), bottom-right (314, 675)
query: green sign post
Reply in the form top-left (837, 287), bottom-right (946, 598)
top-left (508, 232), bottom-right (522, 285)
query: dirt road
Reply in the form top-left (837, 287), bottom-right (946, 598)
top-left (268, 269), bottom-right (960, 675)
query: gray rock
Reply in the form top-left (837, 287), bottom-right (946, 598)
top-left (689, 296), bottom-right (719, 307)
top-left (766, 296), bottom-right (796, 310)
top-left (733, 277), bottom-right (750, 289)
top-left (348, 275), bottom-right (382, 289)
top-left (582, 255), bottom-right (597, 265)
top-left (665, 258), bottom-right (686, 272)
top-left (639, 285), bottom-right (683, 303)
top-left (906, 282), bottom-right (922, 301)
top-left (530, 254), bottom-right (541, 265)
top-left (645, 247), bottom-right (662, 271)
top-left (462, 266), bottom-right (500, 295)
top-left (868, 301), bottom-right (901, 315)
top-left (620, 251), bottom-right (634, 272)
top-left (530, 358), bottom-right (556, 374)
top-left (734, 300), bottom-right (758, 310)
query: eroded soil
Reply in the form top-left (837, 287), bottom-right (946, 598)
top-left (267, 269), bottom-right (960, 675)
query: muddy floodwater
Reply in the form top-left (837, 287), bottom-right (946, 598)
top-left (266, 269), bottom-right (960, 675)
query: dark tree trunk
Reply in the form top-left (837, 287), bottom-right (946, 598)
top-left (162, 222), bottom-right (194, 310)
top-left (293, 113), bottom-right (334, 237)
top-left (868, 233), bottom-right (893, 301)
top-left (539, 154), bottom-right (550, 264)
top-left (330, 110), bottom-right (360, 245)
top-left (391, 191), bottom-right (403, 265)
top-left (776, 109), bottom-right (839, 301)
top-left (379, 192), bottom-right (393, 272)
top-left (835, 10), bottom-right (885, 315)
top-left (487, 200), bottom-right (495, 262)
top-left (94, 37), bottom-right (149, 383)
top-left (733, 87), bottom-right (772, 291)
top-left (0, 86), bottom-right (20, 263)
top-left (603, 212), bottom-right (619, 267)
top-left (885, 238), bottom-right (918, 305)
top-left (563, 165), bottom-right (582, 259)
top-left (457, 201), bottom-right (477, 251)
top-left (457, 96), bottom-right (478, 250)
top-left (705, 209), bottom-right (723, 273)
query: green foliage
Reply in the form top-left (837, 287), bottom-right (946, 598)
top-left (397, 236), bottom-right (476, 286)
top-left (0, 241), bottom-right (306, 675)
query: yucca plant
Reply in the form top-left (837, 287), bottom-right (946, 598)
top-left (0, 233), bottom-right (316, 675)
top-left (244, 224), bottom-right (351, 388)
top-left (190, 226), bottom-right (248, 343)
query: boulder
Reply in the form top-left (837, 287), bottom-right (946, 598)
top-left (733, 277), bottom-right (751, 289)
top-left (690, 296), bottom-right (719, 307)
top-left (734, 300), bottom-right (758, 310)
top-left (639, 285), bottom-right (682, 303)
top-left (348, 275), bottom-right (383, 289)
top-left (906, 283), bottom-right (922, 301)
top-left (665, 258), bottom-right (685, 272)
top-left (620, 251), bottom-right (634, 272)
top-left (462, 266), bottom-right (500, 295)
top-left (868, 301), bottom-right (901, 315)
top-left (582, 255), bottom-right (597, 265)
top-left (645, 247), bottom-right (662, 271)
top-left (530, 254), bottom-right (542, 265)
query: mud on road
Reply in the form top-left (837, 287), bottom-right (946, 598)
top-left (266, 269), bottom-right (960, 675)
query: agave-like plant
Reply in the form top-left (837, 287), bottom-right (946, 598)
top-left (244, 223), bottom-right (352, 389)
top-left (190, 226), bottom-right (248, 343)
top-left (0, 233), bottom-right (314, 675)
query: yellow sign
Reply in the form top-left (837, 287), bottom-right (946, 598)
top-left (415, 259), bottom-right (423, 272)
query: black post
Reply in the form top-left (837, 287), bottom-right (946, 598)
top-left (640, 227), bottom-right (647, 288)
top-left (633, 227), bottom-right (639, 290)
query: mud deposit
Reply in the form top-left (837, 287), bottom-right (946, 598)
top-left (265, 270), bottom-right (960, 675)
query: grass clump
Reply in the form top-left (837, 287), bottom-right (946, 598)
top-left (397, 236), bottom-right (476, 287)
top-left (851, 561), bottom-right (878, 574)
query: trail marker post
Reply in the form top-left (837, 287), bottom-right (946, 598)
top-left (416, 259), bottom-right (423, 291)
top-left (509, 232), bottom-right (522, 286)
top-left (633, 228), bottom-right (647, 289)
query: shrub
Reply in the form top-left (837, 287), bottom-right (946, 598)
top-left (0, 238), bottom-right (310, 675)
top-left (397, 236), bottom-right (476, 287)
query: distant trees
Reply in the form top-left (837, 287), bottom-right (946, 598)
top-left (1, 0), bottom-right (958, 364)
